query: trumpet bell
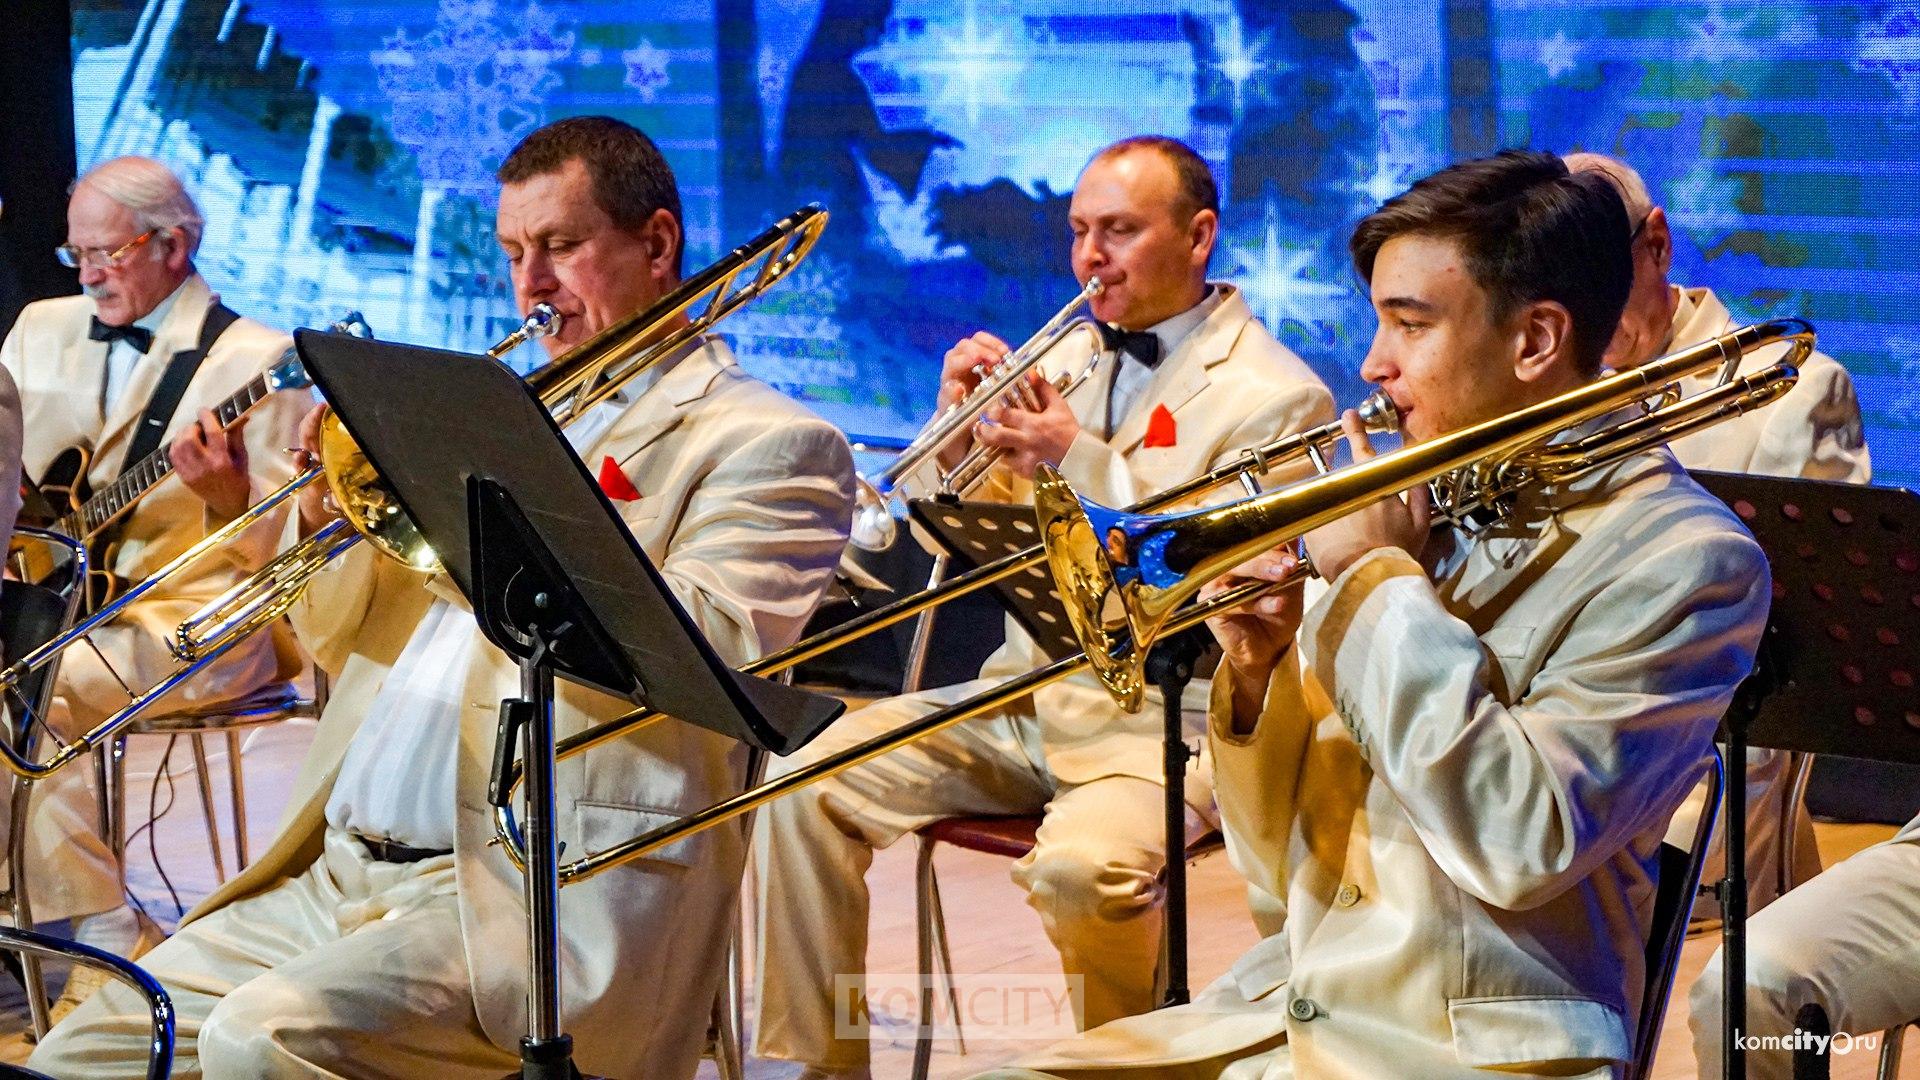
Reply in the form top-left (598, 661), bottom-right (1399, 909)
top-left (318, 411), bottom-right (441, 573)
top-left (849, 476), bottom-right (898, 552)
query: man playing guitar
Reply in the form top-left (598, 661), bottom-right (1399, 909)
top-left (0, 156), bottom-right (308, 1014)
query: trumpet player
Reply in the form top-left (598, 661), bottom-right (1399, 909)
top-left (31, 116), bottom-right (856, 1080)
top-left (754, 135), bottom-right (1335, 1079)
top-left (980, 150), bottom-right (1771, 1079)
top-left (0, 156), bottom-right (307, 1009)
top-left (1566, 152), bottom-right (1870, 929)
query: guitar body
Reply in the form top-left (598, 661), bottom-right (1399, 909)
top-left (15, 447), bottom-right (124, 611)
top-left (21, 445), bottom-right (92, 529)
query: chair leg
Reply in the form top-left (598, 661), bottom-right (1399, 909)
top-left (225, 729), bottom-right (250, 869)
top-left (11, 778), bottom-right (49, 1037)
top-left (111, 737), bottom-right (128, 894)
top-left (1878, 1023), bottom-right (1907, 1080)
top-left (913, 837), bottom-right (939, 1080)
top-left (926, 865), bottom-right (964, 1054)
top-left (710, 963), bottom-right (744, 1080)
top-left (188, 735), bottom-right (227, 884)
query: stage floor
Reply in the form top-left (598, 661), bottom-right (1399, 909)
top-left (3, 706), bottom-right (1910, 1079)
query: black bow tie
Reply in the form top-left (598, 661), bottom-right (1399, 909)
top-left (1098, 323), bottom-right (1162, 369)
top-left (89, 318), bottom-right (153, 354)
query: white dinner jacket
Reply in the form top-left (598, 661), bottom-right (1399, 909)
top-left (187, 338), bottom-right (856, 1080)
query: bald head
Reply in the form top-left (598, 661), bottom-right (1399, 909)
top-left (1563, 152), bottom-right (1656, 227)
top-left (1562, 151), bottom-right (1676, 369)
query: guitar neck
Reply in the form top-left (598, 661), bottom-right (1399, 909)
top-left (64, 373), bottom-right (272, 540)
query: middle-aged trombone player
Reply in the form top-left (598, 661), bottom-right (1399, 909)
top-left (976, 150), bottom-right (1772, 1080)
top-left (754, 135), bottom-right (1334, 1079)
top-left (31, 116), bottom-right (856, 1080)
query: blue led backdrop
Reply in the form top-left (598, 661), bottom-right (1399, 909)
top-left (70, 0), bottom-right (1920, 482)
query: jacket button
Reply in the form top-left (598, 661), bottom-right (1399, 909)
top-left (1288, 997), bottom-right (1318, 1021)
top-left (1335, 883), bottom-right (1362, 907)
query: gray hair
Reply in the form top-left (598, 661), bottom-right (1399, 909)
top-left (73, 156), bottom-right (205, 259)
top-left (1562, 151), bottom-right (1655, 227)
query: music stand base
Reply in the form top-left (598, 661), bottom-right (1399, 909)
top-left (519, 1034), bottom-right (579, 1080)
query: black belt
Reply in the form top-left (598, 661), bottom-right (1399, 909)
top-left (357, 835), bottom-right (453, 863)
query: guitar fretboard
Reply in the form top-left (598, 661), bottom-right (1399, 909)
top-left (59, 371), bottom-right (273, 540)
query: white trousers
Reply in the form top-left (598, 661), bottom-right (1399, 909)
top-left (1689, 834), bottom-right (1920, 1079)
top-left (17, 624), bottom-right (153, 926)
top-left (752, 678), bottom-right (1205, 1071)
top-left (28, 828), bottom-right (521, 1080)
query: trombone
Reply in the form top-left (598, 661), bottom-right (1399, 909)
top-left (0, 203), bottom-right (829, 781)
top-left (849, 277), bottom-right (1107, 551)
top-left (490, 391), bottom-right (1399, 881)
top-left (488, 318), bottom-right (1810, 882)
top-left (1036, 318), bottom-right (1816, 710)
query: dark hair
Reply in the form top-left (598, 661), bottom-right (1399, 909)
top-left (1090, 135), bottom-right (1219, 219)
top-left (1349, 149), bottom-right (1631, 375)
top-left (497, 115), bottom-right (684, 275)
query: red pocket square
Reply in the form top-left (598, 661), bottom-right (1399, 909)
top-left (598, 455), bottom-right (642, 501)
top-left (1143, 403), bottom-right (1178, 448)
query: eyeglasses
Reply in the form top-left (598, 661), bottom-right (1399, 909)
top-left (1629, 213), bottom-right (1652, 244)
top-left (55, 229), bottom-right (159, 270)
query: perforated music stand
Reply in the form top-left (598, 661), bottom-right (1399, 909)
top-left (295, 329), bottom-right (846, 1079)
top-left (907, 494), bottom-right (1210, 1003)
top-left (1694, 471), bottom-right (1920, 1080)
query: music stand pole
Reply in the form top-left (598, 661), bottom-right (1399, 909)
top-left (1145, 627), bottom-right (1208, 1009)
top-left (1720, 715), bottom-right (1750, 1080)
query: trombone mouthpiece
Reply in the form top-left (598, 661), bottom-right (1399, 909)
top-left (1084, 276), bottom-right (1104, 297)
top-left (1355, 389), bottom-right (1399, 434)
top-left (524, 303), bottom-right (563, 339)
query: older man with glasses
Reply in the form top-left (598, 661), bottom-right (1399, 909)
top-left (0, 156), bottom-right (309, 1017)
top-left (1563, 151), bottom-right (1871, 926)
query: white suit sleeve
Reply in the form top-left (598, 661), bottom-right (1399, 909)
top-left (1301, 529), bottom-right (1768, 911)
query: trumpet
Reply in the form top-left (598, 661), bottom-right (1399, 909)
top-left (489, 390), bottom-right (1397, 882)
top-left (488, 319), bottom-right (1809, 881)
top-left (0, 204), bottom-right (829, 781)
top-left (849, 277), bottom-right (1107, 551)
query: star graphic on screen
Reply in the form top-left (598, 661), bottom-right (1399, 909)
top-left (1230, 201), bottom-right (1349, 334)
top-left (1356, 161), bottom-right (1408, 208)
top-left (623, 40), bottom-right (672, 102)
top-left (920, 0), bottom-right (1021, 127)
top-left (1539, 31), bottom-right (1579, 79)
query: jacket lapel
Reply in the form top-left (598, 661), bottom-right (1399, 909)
top-left (607, 338), bottom-right (732, 467)
top-left (1107, 286), bottom-right (1249, 453)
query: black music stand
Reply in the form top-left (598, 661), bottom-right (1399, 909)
top-left (1695, 471), bottom-right (1920, 1080)
top-left (295, 330), bottom-right (845, 1079)
top-left (909, 496), bottom-right (1208, 1003)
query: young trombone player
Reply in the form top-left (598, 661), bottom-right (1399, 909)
top-left (754, 135), bottom-right (1335, 1079)
top-left (978, 150), bottom-right (1774, 1079)
top-left (31, 116), bottom-right (856, 1080)
top-left (0, 156), bottom-right (307, 1009)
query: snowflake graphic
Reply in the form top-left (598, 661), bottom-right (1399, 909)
top-left (623, 39), bottom-right (672, 102)
top-left (372, 0), bottom-right (576, 196)
top-left (1683, 0), bottom-right (1759, 63)
top-left (1855, 5), bottom-right (1920, 113)
top-left (1355, 160), bottom-right (1408, 208)
top-left (1539, 30), bottom-right (1578, 80)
